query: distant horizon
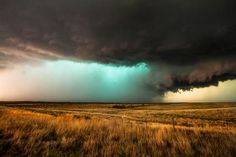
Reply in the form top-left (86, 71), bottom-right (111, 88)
top-left (1, 101), bottom-right (236, 104)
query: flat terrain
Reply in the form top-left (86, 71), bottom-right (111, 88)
top-left (0, 103), bottom-right (236, 157)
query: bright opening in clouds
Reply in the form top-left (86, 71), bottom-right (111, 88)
top-left (163, 80), bottom-right (236, 102)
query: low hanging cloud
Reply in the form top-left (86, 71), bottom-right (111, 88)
top-left (0, 60), bottom-right (153, 102)
top-left (0, 0), bottom-right (236, 99)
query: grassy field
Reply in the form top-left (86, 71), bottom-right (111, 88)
top-left (0, 103), bottom-right (236, 157)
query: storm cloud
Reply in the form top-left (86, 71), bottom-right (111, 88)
top-left (0, 0), bottom-right (236, 96)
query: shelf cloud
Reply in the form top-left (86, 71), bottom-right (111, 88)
top-left (0, 0), bottom-right (235, 101)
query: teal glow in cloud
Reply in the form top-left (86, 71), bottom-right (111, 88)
top-left (0, 60), bottom-right (153, 102)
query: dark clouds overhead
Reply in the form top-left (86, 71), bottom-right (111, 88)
top-left (0, 0), bottom-right (236, 94)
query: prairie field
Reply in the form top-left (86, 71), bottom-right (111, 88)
top-left (0, 103), bottom-right (236, 157)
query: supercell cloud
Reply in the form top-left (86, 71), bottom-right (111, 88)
top-left (0, 0), bottom-right (236, 101)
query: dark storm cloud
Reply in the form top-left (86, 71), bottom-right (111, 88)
top-left (0, 0), bottom-right (236, 93)
top-left (149, 59), bottom-right (236, 94)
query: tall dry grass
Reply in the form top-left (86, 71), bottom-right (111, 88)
top-left (0, 107), bottom-right (236, 157)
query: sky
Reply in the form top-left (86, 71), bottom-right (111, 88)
top-left (0, 0), bottom-right (235, 102)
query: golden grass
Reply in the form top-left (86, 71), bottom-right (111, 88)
top-left (0, 105), bottom-right (236, 157)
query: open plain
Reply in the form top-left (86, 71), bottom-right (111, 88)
top-left (0, 103), bottom-right (236, 157)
